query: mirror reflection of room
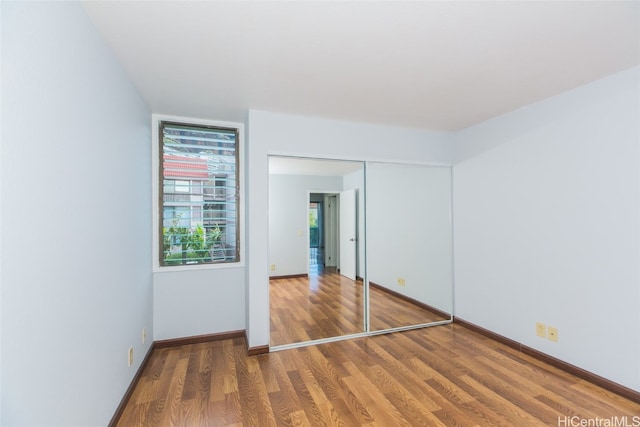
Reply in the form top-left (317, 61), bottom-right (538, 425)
top-left (366, 162), bottom-right (453, 331)
top-left (268, 157), bottom-right (454, 348)
top-left (268, 157), bottom-right (365, 347)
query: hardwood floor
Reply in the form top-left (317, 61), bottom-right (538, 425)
top-left (270, 270), bottom-right (450, 347)
top-left (270, 271), bottom-right (363, 346)
top-left (114, 324), bottom-right (640, 426)
top-left (369, 283), bottom-right (450, 332)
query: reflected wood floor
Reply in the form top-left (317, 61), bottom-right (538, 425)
top-left (270, 271), bottom-right (363, 346)
top-left (115, 324), bottom-right (640, 426)
top-left (270, 270), bottom-right (449, 347)
top-left (369, 284), bottom-right (450, 332)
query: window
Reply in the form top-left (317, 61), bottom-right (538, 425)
top-left (174, 180), bottom-right (190, 192)
top-left (159, 121), bottom-right (239, 266)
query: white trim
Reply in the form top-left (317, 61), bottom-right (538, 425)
top-left (362, 162), bottom-right (369, 332)
top-left (152, 114), bottom-right (245, 273)
top-left (269, 320), bottom-right (453, 352)
top-left (450, 166), bottom-right (456, 319)
top-left (267, 150), bottom-right (453, 168)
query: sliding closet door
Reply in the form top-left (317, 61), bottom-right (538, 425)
top-left (268, 157), bottom-right (366, 348)
top-left (366, 162), bottom-right (453, 332)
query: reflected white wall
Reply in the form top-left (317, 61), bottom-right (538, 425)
top-left (367, 163), bottom-right (453, 314)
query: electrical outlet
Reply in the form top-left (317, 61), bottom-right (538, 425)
top-left (142, 327), bottom-right (147, 345)
top-left (397, 277), bottom-right (406, 287)
top-left (548, 326), bottom-right (559, 343)
top-left (128, 346), bottom-right (134, 367)
top-left (536, 322), bottom-right (547, 338)
top-left (270, 264), bottom-right (276, 271)
top-left (297, 229), bottom-right (303, 237)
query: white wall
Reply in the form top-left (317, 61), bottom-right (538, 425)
top-left (454, 66), bottom-right (640, 391)
top-left (367, 163), bottom-right (453, 313)
top-left (153, 268), bottom-right (246, 340)
top-left (1, 3), bottom-right (153, 425)
top-left (247, 110), bottom-right (453, 347)
top-left (269, 174), bottom-right (343, 277)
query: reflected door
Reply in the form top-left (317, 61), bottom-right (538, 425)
top-left (339, 189), bottom-right (357, 280)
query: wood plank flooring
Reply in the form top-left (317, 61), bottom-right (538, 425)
top-left (115, 324), bottom-right (640, 426)
top-left (270, 270), bottom-right (450, 347)
top-left (270, 271), bottom-right (363, 346)
top-left (369, 284), bottom-right (450, 332)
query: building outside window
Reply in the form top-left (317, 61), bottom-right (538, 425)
top-left (159, 121), bottom-right (239, 266)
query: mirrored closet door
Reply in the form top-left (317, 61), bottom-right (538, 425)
top-left (268, 157), bottom-right (454, 349)
top-left (366, 162), bottom-right (453, 332)
top-left (268, 157), bottom-right (366, 347)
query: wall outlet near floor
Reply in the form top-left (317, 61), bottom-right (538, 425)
top-left (270, 264), bottom-right (276, 271)
top-left (397, 277), bottom-right (406, 287)
top-left (536, 322), bottom-right (547, 338)
top-left (142, 327), bottom-right (147, 345)
top-left (128, 346), bottom-right (134, 367)
top-left (548, 326), bottom-right (559, 343)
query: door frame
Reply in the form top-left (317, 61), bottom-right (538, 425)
top-left (307, 190), bottom-right (341, 275)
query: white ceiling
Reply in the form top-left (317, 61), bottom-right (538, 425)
top-left (83, 1), bottom-right (639, 132)
top-left (269, 157), bottom-right (363, 176)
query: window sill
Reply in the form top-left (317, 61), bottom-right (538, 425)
top-left (153, 261), bottom-right (245, 274)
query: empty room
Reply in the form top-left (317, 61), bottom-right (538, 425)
top-left (1, 1), bottom-right (639, 426)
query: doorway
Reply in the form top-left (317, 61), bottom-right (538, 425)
top-left (308, 193), bottom-right (341, 276)
top-left (308, 197), bottom-right (324, 275)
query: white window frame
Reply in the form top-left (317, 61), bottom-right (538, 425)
top-left (152, 114), bottom-right (245, 272)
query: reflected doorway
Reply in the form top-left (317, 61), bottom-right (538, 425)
top-left (309, 193), bottom-right (339, 276)
top-left (308, 198), bottom-right (323, 275)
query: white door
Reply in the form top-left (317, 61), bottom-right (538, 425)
top-left (339, 189), bottom-right (357, 280)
